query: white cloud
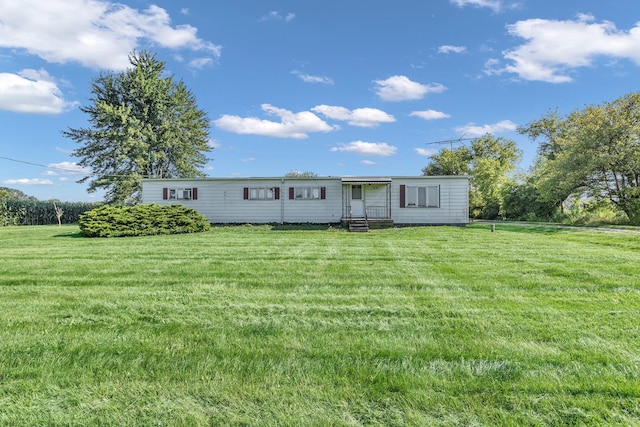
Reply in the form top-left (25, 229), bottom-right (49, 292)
top-left (208, 139), bottom-right (221, 149)
top-left (0, 69), bottom-right (77, 114)
top-left (2, 178), bottom-right (54, 186)
top-left (0, 0), bottom-right (220, 70)
top-left (260, 11), bottom-right (295, 22)
top-left (449, 0), bottom-right (503, 12)
top-left (438, 45), bottom-right (467, 54)
top-left (415, 148), bottom-right (439, 156)
top-left (361, 160), bottom-right (376, 165)
top-left (410, 110), bottom-right (451, 120)
top-left (46, 161), bottom-right (90, 175)
top-left (241, 157), bottom-right (255, 162)
top-left (455, 120), bottom-right (517, 136)
top-left (330, 141), bottom-right (397, 156)
top-left (189, 57), bottom-right (214, 69)
top-left (490, 15), bottom-right (640, 83)
top-left (214, 104), bottom-right (337, 139)
top-left (373, 75), bottom-right (446, 101)
top-left (312, 105), bottom-right (395, 128)
top-left (291, 70), bottom-right (334, 85)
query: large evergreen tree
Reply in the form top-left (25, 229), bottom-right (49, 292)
top-left (65, 51), bottom-right (211, 204)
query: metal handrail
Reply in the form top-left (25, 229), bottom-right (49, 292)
top-left (344, 205), bottom-right (391, 219)
top-left (365, 205), bottom-right (388, 219)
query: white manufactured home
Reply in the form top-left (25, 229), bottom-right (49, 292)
top-left (141, 176), bottom-right (469, 229)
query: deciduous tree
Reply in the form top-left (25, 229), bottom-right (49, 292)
top-left (423, 134), bottom-right (520, 219)
top-left (284, 170), bottom-right (319, 178)
top-left (421, 146), bottom-right (472, 176)
top-left (520, 92), bottom-right (640, 224)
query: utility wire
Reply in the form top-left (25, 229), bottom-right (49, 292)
top-left (0, 154), bottom-right (213, 179)
top-left (0, 155), bottom-right (143, 178)
top-left (0, 155), bottom-right (86, 173)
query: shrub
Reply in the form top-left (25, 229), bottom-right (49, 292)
top-left (79, 204), bottom-right (210, 237)
top-left (552, 198), bottom-right (629, 226)
top-left (500, 180), bottom-right (557, 221)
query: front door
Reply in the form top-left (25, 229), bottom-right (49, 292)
top-left (351, 185), bottom-right (364, 217)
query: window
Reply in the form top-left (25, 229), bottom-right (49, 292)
top-left (244, 187), bottom-right (280, 200)
top-left (351, 185), bottom-right (362, 200)
top-left (401, 185), bottom-right (439, 208)
top-left (288, 187), bottom-right (326, 200)
top-left (163, 187), bottom-right (197, 200)
top-left (180, 188), bottom-right (192, 200)
top-left (296, 187), bottom-right (318, 199)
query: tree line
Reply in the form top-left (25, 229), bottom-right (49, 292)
top-left (423, 92), bottom-right (640, 225)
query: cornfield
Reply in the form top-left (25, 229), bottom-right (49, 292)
top-left (0, 199), bottom-right (101, 226)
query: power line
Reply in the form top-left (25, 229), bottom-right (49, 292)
top-left (0, 155), bottom-right (182, 179)
top-left (0, 155), bottom-right (134, 178)
top-left (0, 155), bottom-right (91, 174)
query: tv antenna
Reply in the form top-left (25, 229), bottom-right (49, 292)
top-left (424, 134), bottom-right (475, 175)
top-left (425, 133), bottom-right (474, 151)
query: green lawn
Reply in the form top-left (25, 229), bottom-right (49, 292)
top-left (0, 224), bottom-right (638, 426)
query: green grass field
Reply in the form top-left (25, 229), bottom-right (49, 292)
top-left (0, 224), bottom-right (638, 426)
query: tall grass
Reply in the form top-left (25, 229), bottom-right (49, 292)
top-left (0, 224), bottom-right (638, 426)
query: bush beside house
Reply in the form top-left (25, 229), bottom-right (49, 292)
top-left (79, 204), bottom-right (211, 237)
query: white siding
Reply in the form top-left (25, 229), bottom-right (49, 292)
top-left (282, 179), bottom-right (342, 223)
top-left (391, 177), bottom-right (469, 224)
top-left (365, 186), bottom-right (387, 205)
top-left (142, 177), bottom-right (343, 224)
top-left (202, 179), bottom-right (282, 223)
top-left (141, 176), bottom-right (469, 225)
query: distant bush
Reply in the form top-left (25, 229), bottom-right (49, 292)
top-left (500, 181), bottom-right (557, 221)
top-left (79, 204), bottom-right (211, 237)
top-left (554, 199), bottom-right (629, 227)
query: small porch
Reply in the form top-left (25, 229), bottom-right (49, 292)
top-left (341, 177), bottom-right (394, 231)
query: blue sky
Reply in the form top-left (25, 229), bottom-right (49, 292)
top-left (2, 0), bottom-right (640, 201)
